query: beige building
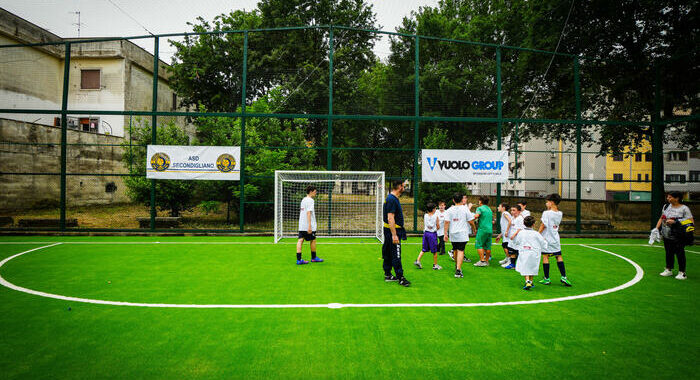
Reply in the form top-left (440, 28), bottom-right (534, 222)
top-left (0, 8), bottom-right (187, 213)
top-left (0, 7), bottom-right (179, 137)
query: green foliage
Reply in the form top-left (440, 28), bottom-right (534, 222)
top-left (121, 118), bottom-right (196, 217)
top-left (198, 201), bottom-right (221, 215)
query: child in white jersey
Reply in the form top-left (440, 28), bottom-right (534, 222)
top-left (511, 216), bottom-right (548, 290)
top-left (495, 203), bottom-right (512, 266)
top-left (505, 204), bottom-right (525, 269)
top-left (436, 201), bottom-right (447, 255)
top-left (538, 193), bottom-right (571, 286)
top-left (415, 202), bottom-right (442, 270)
top-left (296, 185), bottom-right (324, 265)
top-left (444, 193), bottom-right (476, 278)
top-left (518, 200), bottom-right (530, 218)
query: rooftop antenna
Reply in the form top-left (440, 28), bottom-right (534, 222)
top-left (70, 11), bottom-right (84, 37)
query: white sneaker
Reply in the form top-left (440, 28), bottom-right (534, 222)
top-left (501, 259), bottom-right (511, 268)
top-left (660, 269), bottom-right (674, 277)
top-left (473, 261), bottom-right (488, 267)
top-left (432, 264), bottom-right (442, 270)
top-left (675, 272), bottom-right (687, 280)
top-left (448, 250), bottom-right (454, 261)
top-left (414, 260), bottom-right (422, 269)
top-left (499, 258), bottom-right (508, 264)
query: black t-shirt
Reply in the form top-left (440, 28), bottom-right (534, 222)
top-left (383, 193), bottom-right (406, 239)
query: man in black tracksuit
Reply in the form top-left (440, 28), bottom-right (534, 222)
top-left (382, 180), bottom-right (411, 287)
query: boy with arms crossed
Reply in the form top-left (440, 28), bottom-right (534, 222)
top-left (415, 202), bottom-right (442, 270)
top-left (296, 185), bottom-right (324, 265)
top-left (505, 204), bottom-right (525, 269)
top-left (495, 203), bottom-right (512, 266)
top-left (444, 193), bottom-right (476, 278)
top-left (539, 193), bottom-right (571, 286)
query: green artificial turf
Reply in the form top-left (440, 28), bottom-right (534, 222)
top-left (0, 236), bottom-right (697, 379)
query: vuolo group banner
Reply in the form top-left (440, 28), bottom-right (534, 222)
top-left (422, 149), bottom-right (508, 183)
top-left (146, 145), bottom-right (240, 180)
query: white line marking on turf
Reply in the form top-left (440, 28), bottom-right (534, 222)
top-left (0, 243), bottom-right (644, 309)
top-left (0, 241), bottom-right (667, 247)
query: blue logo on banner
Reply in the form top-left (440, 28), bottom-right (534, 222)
top-left (426, 158), bottom-right (504, 171)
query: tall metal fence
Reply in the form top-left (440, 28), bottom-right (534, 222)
top-left (0, 26), bottom-right (697, 234)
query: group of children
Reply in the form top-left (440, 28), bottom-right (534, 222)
top-left (414, 193), bottom-right (572, 290)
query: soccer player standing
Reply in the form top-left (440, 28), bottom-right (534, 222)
top-left (511, 216), bottom-right (548, 290)
top-left (495, 203), bottom-right (512, 266)
top-left (436, 201), bottom-right (447, 255)
top-left (296, 185), bottom-right (324, 265)
top-left (505, 204), bottom-right (525, 269)
top-left (444, 192), bottom-right (476, 278)
top-left (538, 193), bottom-right (571, 286)
top-left (382, 180), bottom-right (411, 287)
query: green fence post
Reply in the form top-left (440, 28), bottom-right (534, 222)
top-left (413, 36), bottom-right (420, 232)
top-left (59, 42), bottom-right (71, 231)
top-left (327, 26), bottom-right (334, 235)
top-left (150, 37), bottom-right (159, 231)
top-left (240, 31), bottom-right (248, 233)
top-left (574, 58), bottom-right (582, 234)
top-left (496, 47), bottom-right (502, 233)
top-left (651, 65), bottom-right (664, 227)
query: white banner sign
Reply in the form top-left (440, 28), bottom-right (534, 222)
top-left (422, 149), bottom-right (508, 183)
top-left (146, 145), bottom-right (240, 180)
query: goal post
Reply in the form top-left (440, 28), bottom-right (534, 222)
top-left (274, 171), bottom-right (385, 243)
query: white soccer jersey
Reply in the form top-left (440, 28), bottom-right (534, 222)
top-left (541, 210), bottom-right (563, 252)
top-left (509, 214), bottom-right (525, 247)
top-left (436, 210), bottom-right (447, 236)
top-left (512, 228), bottom-right (548, 276)
top-left (521, 209), bottom-right (531, 218)
top-left (424, 213), bottom-right (438, 233)
top-left (446, 205), bottom-right (475, 242)
top-left (500, 211), bottom-right (512, 244)
top-left (298, 196), bottom-right (317, 232)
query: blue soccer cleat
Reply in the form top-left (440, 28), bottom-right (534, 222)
top-left (311, 257), bottom-right (324, 263)
top-left (504, 263), bottom-right (515, 269)
top-left (296, 259), bottom-right (310, 265)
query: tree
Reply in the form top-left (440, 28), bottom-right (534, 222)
top-left (121, 119), bottom-right (196, 217)
top-left (168, 0), bottom-right (380, 169)
top-left (193, 89), bottom-right (319, 223)
top-left (383, 0), bottom-right (698, 153)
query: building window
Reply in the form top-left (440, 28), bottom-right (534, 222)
top-left (668, 151), bottom-right (688, 162)
top-left (645, 152), bottom-right (652, 162)
top-left (80, 69), bottom-right (101, 90)
top-left (172, 93), bottom-right (178, 111)
top-left (613, 173), bottom-right (623, 182)
top-left (612, 154), bottom-right (624, 161)
top-left (550, 162), bottom-right (556, 170)
top-left (690, 171), bottom-right (700, 182)
top-left (635, 153), bottom-right (642, 162)
top-left (665, 174), bottom-right (686, 183)
top-left (645, 174), bottom-right (650, 182)
top-left (691, 151), bottom-right (700, 159)
top-left (637, 174), bottom-right (642, 181)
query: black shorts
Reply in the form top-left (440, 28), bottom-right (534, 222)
top-left (502, 242), bottom-right (509, 250)
top-left (508, 247), bottom-right (519, 256)
top-left (452, 241), bottom-right (467, 251)
top-left (543, 251), bottom-right (562, 256)
top-left (298, 231), bottom-right (316, 241)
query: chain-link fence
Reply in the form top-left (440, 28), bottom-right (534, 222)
top-left (0, 26), bottom-right (697, 234)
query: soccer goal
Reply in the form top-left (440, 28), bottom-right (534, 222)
top-left (274, 171), bottom-right (385, 243)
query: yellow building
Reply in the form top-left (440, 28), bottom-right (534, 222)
top-left (605, 141), bottom-right (652, 200)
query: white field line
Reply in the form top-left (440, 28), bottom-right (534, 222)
top-left (0, 241), bottom-right (670, 247)
top-left (0, 244), bottom-right (644, 309)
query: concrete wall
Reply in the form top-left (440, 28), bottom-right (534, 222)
top-left (0, 118), bottom-right (129, 211)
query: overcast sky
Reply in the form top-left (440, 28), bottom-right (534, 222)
top-left (1, 0), bottom-right (439, 60)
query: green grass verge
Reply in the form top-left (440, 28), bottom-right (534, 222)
top-left (0, 237), bottom-right (697, 379)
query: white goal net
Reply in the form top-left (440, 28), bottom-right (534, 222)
top-left (274, 171), bottom-right (385, 243)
